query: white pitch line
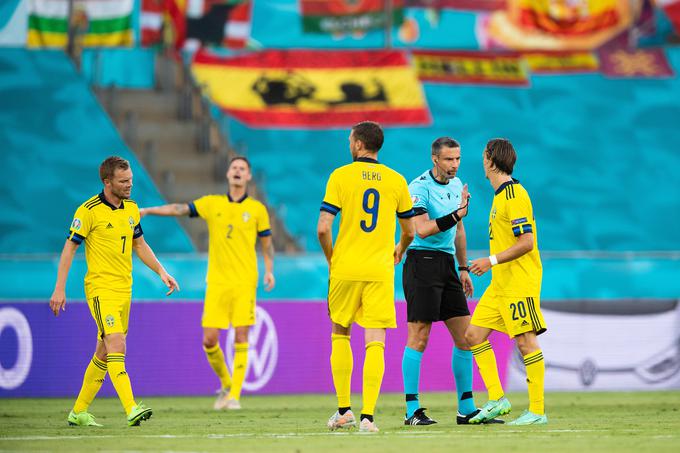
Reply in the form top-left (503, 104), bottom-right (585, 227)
top-left (0, 428), bottom-right (661, 442)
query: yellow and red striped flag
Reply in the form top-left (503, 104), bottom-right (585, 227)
top-left (192, 49), bottom-right (430, 128)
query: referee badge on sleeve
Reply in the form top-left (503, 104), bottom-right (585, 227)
top-left (411, 196), bottom-right (420, 204)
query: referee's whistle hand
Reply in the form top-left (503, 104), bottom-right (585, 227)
top-left (458, 184), bottom-right (471, 218)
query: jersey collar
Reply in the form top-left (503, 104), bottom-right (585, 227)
top-left (99, 191), bottom-right (124, 210)
top-left (494, 178), bottom-right (520, 195)
top-left (354, 157), bottom-right (379, 164)
top-left (228, 192), bottom-right (248, 203)
top-left (429, 170), bottom-right (449, 185)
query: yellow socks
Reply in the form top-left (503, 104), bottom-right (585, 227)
top-left (361, 341), bottom-right (385, 416)
top-left (73, 355), bottom-right (107, 413)
top-left (227, 342), bottom-right (249, 401)
top-left (471, 341), bottom-right (504, 401)
top-left (107, 353), bottom-right (136, 415)
top-left (204, 344), bottom-right (232, 390)
top-left (330, 334), bottom-right (353, 408)
top-left (524, 349), bottom-right (545, 415)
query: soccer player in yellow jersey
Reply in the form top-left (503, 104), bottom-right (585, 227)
top-left (466, 139), bottom-right (548, 425)
top-left (141, 156), bottom-right (274, 410)
top-left (318, 121), bottom-right (416, 433)
top-left (49, 156), bottom-right (179, 427)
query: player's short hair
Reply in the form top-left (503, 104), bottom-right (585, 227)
top-left (485, 138), bottom-right (516, 175)
top-left (99, 156), bottom-right (130, 182)
top-left (431, 137), bottom-right (460, 156)
top-left (229, 156), bottom-right (251, 170)
top-left (351, 121), bottom-right (384, 152)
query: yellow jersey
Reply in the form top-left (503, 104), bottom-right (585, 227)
top-left (67, 192), bottom-right (143, 296)
top-left (189, 194), bottom-right (271, 287)
top-left (321, 157), bottom-right (415, 282)
top-left (488, 180), bottom-right (542, 297)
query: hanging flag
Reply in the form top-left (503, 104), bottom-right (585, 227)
top-left (523, 51), bottom-right (599, 73)
top-left (27, 0), bottom-right (134, 48)
top-left (141, 0), bottom-right (165, 47)
top-left (483, 0), bottom-right (635, 50)
top-left (224, 1), bottom-right (252, 48)
top-left (191, 49), bottom-right (430, 128)
top-left (656, 0), bottom-right (680, 34)
top-left (183, 0), bottom-right (252, 51)
top-left (404, 0), bottom-right (506, 10)
top-left (413, 51), bottom-right (529, 86)
top-left (300, 0), bottom-right (404, 35)
top-left (598, 47), bottom-right (674, 78)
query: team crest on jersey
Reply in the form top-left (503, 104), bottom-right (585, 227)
top-left (71, 218), bottom-right (82, 231)
top-left (492, 207), bottom-right (497, 220)
top-left (105, 315), bottom-right (115, 327)
top-left (242, 212), bottom-right (251, 223)
top-left (128, 216), bottom-right (135, 230)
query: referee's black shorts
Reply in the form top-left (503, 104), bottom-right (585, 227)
top-left (402, 249), bottom-right (470, 323)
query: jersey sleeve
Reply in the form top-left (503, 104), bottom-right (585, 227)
top-left (506, 191), bottom-right (534, 237)
top-left (67, 205), bottom-right (92, 244)
top-left (408, 179), bottom-right (429, 216)
top-left (397, 176), bottom-right (416, 219)
top-left (320, 172), bottom-right (341, 215)
top-left (257, 203), bottom-right (272, 237)
top-left (189, 195), bottom-right (212, 219)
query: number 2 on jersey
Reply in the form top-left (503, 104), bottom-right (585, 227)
top-left (360, 188), bottom-right (380, 233)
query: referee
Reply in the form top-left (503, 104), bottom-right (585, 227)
top-left (401, 137), bottom-right (499, 425)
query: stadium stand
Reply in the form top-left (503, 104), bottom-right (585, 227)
top-left (0, 48), bottom-right (193, 254)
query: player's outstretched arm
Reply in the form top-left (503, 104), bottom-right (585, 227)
top-left (139, 203), bottom-right (190, 218)
top-left (470, 232), bottom-right (534, 276)
top-left (50, 239), bottom-right (79, 316)
top-left (260, 235), bottom-right (275, 291)
top-left (317, 211), bottom-right (336, 266)
top-left (394, 217), bottom-right (416, 264)
top-left (132, 236), bottom-right (180, 296)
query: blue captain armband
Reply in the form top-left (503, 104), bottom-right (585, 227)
top-left (67, 231), bottom-right (85, 244)
top-left (512, 224), bottom-right (533, 236)
top-left (320, 202), bottom-right (340, 215)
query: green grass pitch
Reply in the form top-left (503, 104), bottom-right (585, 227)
top-left (1, 391), bottom-right (679, 452)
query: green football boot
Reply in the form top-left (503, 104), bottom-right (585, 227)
top-left (507, 410), bottom-right (548, 426)
top-left (468, 396), bottom-right (512, 424)
top-left (67, 410), bottom-right (103, 427)
top-left (127, 402), bottom-right (153, 427)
